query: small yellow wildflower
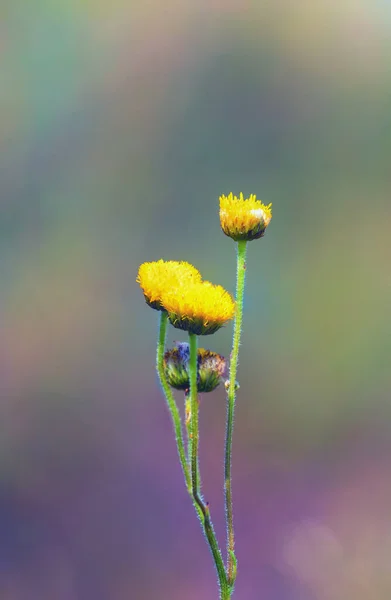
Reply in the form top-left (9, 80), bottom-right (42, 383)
top-left (219, 192), bottom-right (272, 241)
top-left (161, 280), bottom-right (235, 335)
top-left (137, 259), bottom-right (201, 310)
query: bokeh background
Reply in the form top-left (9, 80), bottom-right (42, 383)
top-left (1, 1), bottom-right (391, 598)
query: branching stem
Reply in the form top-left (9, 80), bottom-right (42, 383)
top-left (156, 311), bottom-right (191, 490)
top-left (188, 333), bottom-right (230, 599)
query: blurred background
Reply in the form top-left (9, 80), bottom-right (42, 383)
top-left (1, 1), bottom-right (391, 598)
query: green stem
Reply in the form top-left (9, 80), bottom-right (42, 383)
top-left (184, 392), bottom-right (192, 464)
top-left (156, 311), bottom-right (191, 491)
top-left (188, 333), bottom-right (230, 599)
top-left (188, 333), bottom-right (199, 493)
top-left (156, 315), bottom-right (207, 544)
top-left (225, 239), bottom-right (247, 586)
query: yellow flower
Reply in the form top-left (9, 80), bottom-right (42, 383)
top-left (219, 192), bottom-right (272, 241)
top-left (161, 280), bottom-right (235, 335)
top-left (137, 260), bottom-right (201, 310)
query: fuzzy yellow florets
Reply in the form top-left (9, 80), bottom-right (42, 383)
top-left (137, 260), bottom-right (201, 310)
top-left (219, 192), bottom-right (272, 241)
top-left (161, 280), bottom-right (235, 335)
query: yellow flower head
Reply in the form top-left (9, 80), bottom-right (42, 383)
top-left (161, 280), bottom-right (235, 335)
top-left (137, 260), bottom-right (201, 310)
top-left (219, 192), bottom-right (272, 241)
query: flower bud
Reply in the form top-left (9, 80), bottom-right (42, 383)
top-left (197, 348), bottom-right (226, 393)
top-left (163, 343), bottom-right (226, 393)
top-left (163, 343), bottom-right (190, 390)
top-left (219, 192), bottom-right (272, 241)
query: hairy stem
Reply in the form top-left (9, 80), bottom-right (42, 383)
top-left (156, 311), bottom-right (191, 490)
top-left (225, 239), bottom-right (247, 585)
top-left (188, 333), bottom-right (230, 599)
top-left (184, 392), bottom-right (192, 465)
top-left (156, 316), bottom-right (207, 546)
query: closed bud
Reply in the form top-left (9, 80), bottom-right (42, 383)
top-left (163, 343), bottom-right (226, 393)
top-left (219, 192), bottom-right (272, 241)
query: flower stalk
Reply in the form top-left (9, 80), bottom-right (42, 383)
top-left (156, 314), bottom-right (204, 523)
top-left (156, 311), bottom-right (191, 491)
top-left (188, 333), bottom-right (230, 599)
top-left (225, 239), bottom-right (247, 585)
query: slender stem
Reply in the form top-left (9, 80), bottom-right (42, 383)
top-left (225, 239), bottom-right (247, 585)
top-left (188, 333), bottom-right (200, 493)
top-left (156, 311), bottom-right (191, 491)
top-left (184, 392), bottom-right (192, 465)
top-left (156, 315), bottom-right (231, 597)
top-left (155, 315), bottom-right (207, 534)
top-left (156, 317), bottom-right (208, 522)
top-left (188, 333), bottom-right (230, 599)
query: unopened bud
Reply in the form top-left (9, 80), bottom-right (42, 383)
top-left (164, 343), bottom-right (226, 393)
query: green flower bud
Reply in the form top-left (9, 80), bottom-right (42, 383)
top-left (197, 348), bottom-right (226, 393)
top-left (163, 344), bottom-right (190, 391)
top-left (163, 343), bottom-right (226, 393)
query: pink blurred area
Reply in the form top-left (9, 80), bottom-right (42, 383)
top-left (1, 0), bottom-right (391, 598)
